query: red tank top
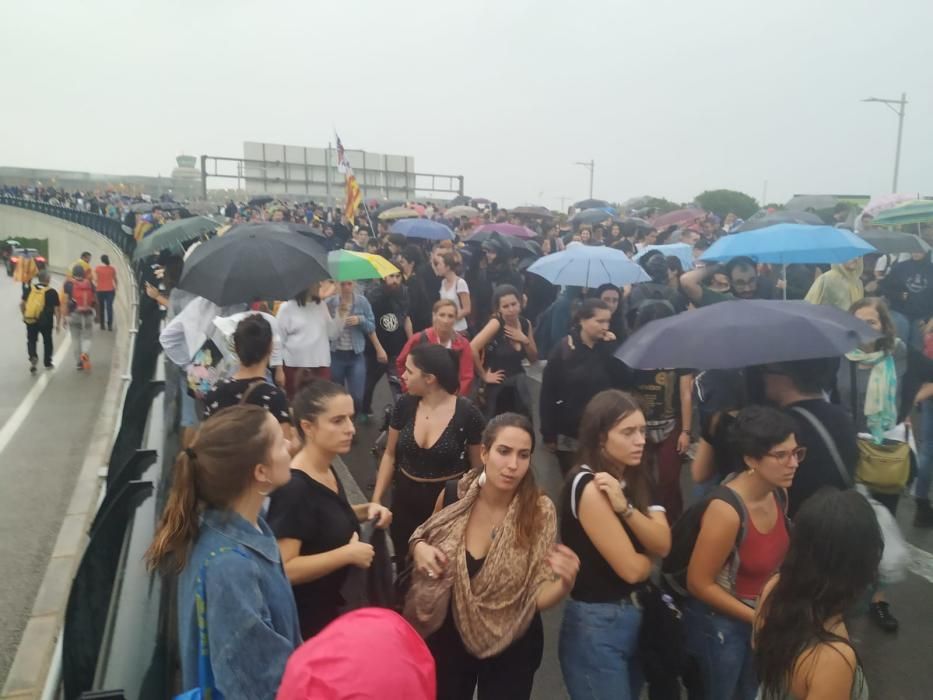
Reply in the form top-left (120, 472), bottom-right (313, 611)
top-left (734, 495), bottom-right (789, 600)
top-left (95, 265), bottom-right (116, 292)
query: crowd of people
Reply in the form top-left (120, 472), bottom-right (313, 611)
top-left (9, 185), bottom-right (933, 698)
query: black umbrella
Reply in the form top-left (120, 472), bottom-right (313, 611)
top-left (511, 205), bottom-right (554, 219)
top-left (178, 223), bottom-right (330, 305)
top-left (574, 198), bottom-right (612, 210)
top-left (465, 231), bottom-right (541, 258)
top-left (369, 200), bottom-right (406, 217)
top-left (857, 228), bottom-right (930, 255)
top-left (615, 300), bottom-right (878, 370)
top-left (248, 195), bottom-right (274, 208)
top-left (734, 211), bottom-right (823, 232)
top-left (447, 194), bottom-right (472, 208)
top-left (569, 209), bottom-right (613, 226)
top-left (618, 217), bottom-right (654, 236)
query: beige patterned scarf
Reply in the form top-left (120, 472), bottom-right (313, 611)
top-left (403, 471), bottom-right (556, 658)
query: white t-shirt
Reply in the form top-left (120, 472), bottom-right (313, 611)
top-left (874, 253), bottom-right (911, 276)
top-left (440, 277), bottom-right (470, 332)
top-left (275, 299), bottom-right (338, 367)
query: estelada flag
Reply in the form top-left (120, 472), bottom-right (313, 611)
top-left (344, 174), bottom-right (362, 225)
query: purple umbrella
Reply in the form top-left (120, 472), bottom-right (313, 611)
top-left (652, 207), bottom-right (706, 229)
top-left (471, 223), bottom-right (537, 240)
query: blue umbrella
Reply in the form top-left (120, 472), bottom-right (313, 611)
top-left (634, 243), bottom-right (694, 271)
top-left (389, 218), bottom-right (455, 241)
top-left (616, 300), bottom-right (879, 370)
top-left (527, 243), bottom-right (651, 288)
top-left (701, 224), bottom-right (876, 265)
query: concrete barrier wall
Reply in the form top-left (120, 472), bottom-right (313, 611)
top-left (0, 205), bottom-right (135, 332)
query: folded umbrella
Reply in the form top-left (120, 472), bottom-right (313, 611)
top-left (701, 224), bottom-right (876, 265)
top-left (178, 223), bottom-right (330, 305)
top-left (389, 218), bottom-right (454, 241)
top-left (328, 250), bottom-right (399, 281)
top-left (471, 222), bottom-right (537, 240)
top-left (132, 215), bottom-right (219, 260)
top-left (527, 242), bottom-right (651, 288)
top-left (858, 228), bottom-right (930, 255)
top-left (616, 300), bottom-right (879, 370)
top-left (873, 199), bottom-right (933, 226)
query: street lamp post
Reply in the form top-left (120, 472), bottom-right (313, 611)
top-left (862, 93), bottom-right (908, 191)
top-left (575, 159), bottom-right (595, 199)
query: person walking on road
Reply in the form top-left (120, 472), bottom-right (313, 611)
top-left (63, 264), bottom-right (96, 371)
top-left (94, 254), bottom-right (117, 330)
top-left (20, 269), bottom-right (61, 372)
top-left (326, 280), bottom-right (384, 415)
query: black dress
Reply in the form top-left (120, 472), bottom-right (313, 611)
top-left (482, 316), bottom-right (533, 419)
top-left (266, 468), bottom-right (359, 638)
top-left (388, 394), bottom-right (484, 559)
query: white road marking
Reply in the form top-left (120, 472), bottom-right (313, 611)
top-left (0, 332), bottom-right (71, 457)
top-left (908, 543), bottom-right (933, 584)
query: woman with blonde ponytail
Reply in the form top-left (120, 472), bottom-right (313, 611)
top-left (146, 404), bottom-right (300, 699)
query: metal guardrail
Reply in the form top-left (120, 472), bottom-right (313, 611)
top-left (0, 195), bottom-right (136, 256)
top-left (1, 197), bottom-right (172, 699)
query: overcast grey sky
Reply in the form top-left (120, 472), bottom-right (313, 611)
top-left (2, 0), bottom-right (930, 207)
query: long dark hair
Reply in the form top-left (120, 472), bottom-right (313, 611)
top-left (409, 343), bottom-right (460, 395)
top-left (849, 297), bottom-right (896, 355)
top-left (755, 488), bottom-right (882, 699)
top-left (481, 413), bottom-right (540, 547)
top-left (571, 389), bottom-right (652, 512)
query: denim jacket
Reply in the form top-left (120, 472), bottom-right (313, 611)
top-left (177, 509), bottom-right (301, 699)
top-left (326, 292), bottom-right (376, 355)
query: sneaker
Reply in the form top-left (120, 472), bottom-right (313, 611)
top-left (80, 353), bottom-right (91, 372)
top-left (45, 363), bottom-right (54, 370)
top-left (29, 357), bottom-right (37, 374)
top-left (914, 498), bottom-right (933, 528)
top-left (869, 601), bottom-right (899, 633)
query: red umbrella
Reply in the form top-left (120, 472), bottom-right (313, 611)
top-left (653, 207), bottom-right (706, 229)
top-left (471, 222), bottom-right (537, 240)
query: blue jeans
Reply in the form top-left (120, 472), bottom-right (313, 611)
top-left (916, 399), bottom-right (933, 501)
top-left (330, 350), bottom-right (365, 413)
top-left (96, 290), bottom-right (115, 329)
top-left (558, 598), bottom-right (644, 700)
top-left (683, 599), bottom-right (757, 700)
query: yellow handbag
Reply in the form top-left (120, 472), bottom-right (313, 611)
top-left (855, 437), bottom-right (910, 494)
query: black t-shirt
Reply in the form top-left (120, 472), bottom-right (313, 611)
top-left (485, 316), bottom-right (532, 376)
top-left (367, 286), bottom-right (410, 357)
top-left (203, 378), bottom-right (291, 423)
top-left (390, 394), bottom-right (484, 480)
top-left (560, 470), bottom-right (645, 602)
top-left (628, 368), bottom-right (692, 425)
top-left (785, 399), bottom-right (858, 518)
top-left (21, 284), bottom-right (60, 327)
top-left (266, 468), bottom-right (360, 638)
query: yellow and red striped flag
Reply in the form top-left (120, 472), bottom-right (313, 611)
top-left (335, 132), bottom-right (362, 225)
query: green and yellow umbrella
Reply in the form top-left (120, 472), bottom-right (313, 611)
top-left (327, 250), bottom-right (400, 281)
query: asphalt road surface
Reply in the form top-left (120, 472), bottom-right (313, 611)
top-left (0, 271), bottom-right (115, 687)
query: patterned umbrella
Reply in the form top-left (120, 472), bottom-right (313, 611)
top-left (378, 206), bottom-right (420, 221)
top-left (471, 223), bottom-right (537, 240)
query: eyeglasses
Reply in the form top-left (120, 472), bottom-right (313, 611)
top-left (765, 447), bottom-right (807, 464)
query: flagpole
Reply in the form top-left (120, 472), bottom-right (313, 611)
top-left (335, 130), bottom-right (378, 241)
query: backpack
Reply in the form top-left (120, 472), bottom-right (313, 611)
top-left (23, 283), bottom-right (47, 325)
top-left (186, 338), bottom-right (230, 400)
top-left (69, 278), bottom-right (95, 313)
top-left (662, 484), bottom-right (789, 599)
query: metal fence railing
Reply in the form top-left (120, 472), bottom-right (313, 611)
top-left (2, 197), bottom-right (174, 700)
